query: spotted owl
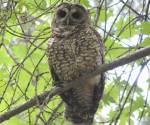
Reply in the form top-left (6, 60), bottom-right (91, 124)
top-left (47, 3), bottom-right (104, 125)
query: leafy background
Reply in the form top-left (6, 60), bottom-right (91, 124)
top-left (0, 0), bottom-right (150, 125)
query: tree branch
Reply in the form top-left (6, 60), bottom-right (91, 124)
top-left (0, 46), bottom-right (150, 123)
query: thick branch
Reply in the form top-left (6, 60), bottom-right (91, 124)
top-left (0, 46), bottom-right (150, 123)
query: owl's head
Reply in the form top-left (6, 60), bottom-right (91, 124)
top-left (52, 3), bottom-right (89, 33)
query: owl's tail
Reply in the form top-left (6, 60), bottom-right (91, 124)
top-left (60, 74), bottom-right (105, 125)
top-left (64, 105), bottom-right (94, 125)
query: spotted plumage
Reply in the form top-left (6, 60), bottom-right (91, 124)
top-left (47, 3), bottom-right (104, 125)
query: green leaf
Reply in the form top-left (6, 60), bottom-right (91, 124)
top-left (115, 16), bottom-right (136, 38)
top-left (115, 17), bottom-right (124, 31)
top-left (119, 107), bottom-right (130, 125)
top-left (108, 109), bottom-right (116, 118)
top-left (99, 9), bottom-right (113, 22)
top-left (103, 82), bottom-right (120, 104)
top-left (109, 85), bottom-right (119, 103)
top-left (0, 47), bottom-right (14, 65)
top-left (120, 116), bottom-right (127, 125)
top-left (140, 37), bottom-right (150, 47)
top-left (141, 22), bottom-right (150, 34)
top-left (12, 44), bottom-right (27, 60)
top-left (131, 96), bottom-right (144, 112)
top-left (80, 0), bottom-right (90, 7)
top-left (147, 78), bottom-right (150, 90)
top-left (103, 94), bottom-right (116, 104)
top-left (105, 38), bottom-right (127, 59)
top-left (33, 0), bottom-right (47, 10)
top-left (4, 116), bottom-right (28, 125)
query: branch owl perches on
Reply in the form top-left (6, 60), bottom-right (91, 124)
top-left (47, 3), bottom-right (105, 125)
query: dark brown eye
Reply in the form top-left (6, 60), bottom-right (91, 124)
top-left (71, 11), bottom-right (81, 19)
top-left (57, 10), bottom-right (67, 18)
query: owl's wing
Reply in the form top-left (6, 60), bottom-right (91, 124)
top-left (93, 71), bottom-right (105, 113)
top-left (50, 67), bottom-right (60, 83)
top-left (47, 38), bottom-right (61, 85)
top-left (50, 67), bottom-right (80, 106)
top-left (91, 27), bottom-right (105, 113)
top-left (47, 38), bottom-right (79, 106)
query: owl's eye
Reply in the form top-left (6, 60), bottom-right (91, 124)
top-left (71, 11), bottom-right (81, 19)
top-left (57, 10), bottom-right (67, 18)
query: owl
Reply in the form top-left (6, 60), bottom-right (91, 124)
top-left (47, 3), bottom-right (104, 125)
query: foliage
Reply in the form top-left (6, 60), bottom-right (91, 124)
top-left (0, 0), bottom-right (150, 125)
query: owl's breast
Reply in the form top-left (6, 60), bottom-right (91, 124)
top-left (48, 38), bottom-right (77, 81)
top-left (48, 30), bottom-right (102, 81)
